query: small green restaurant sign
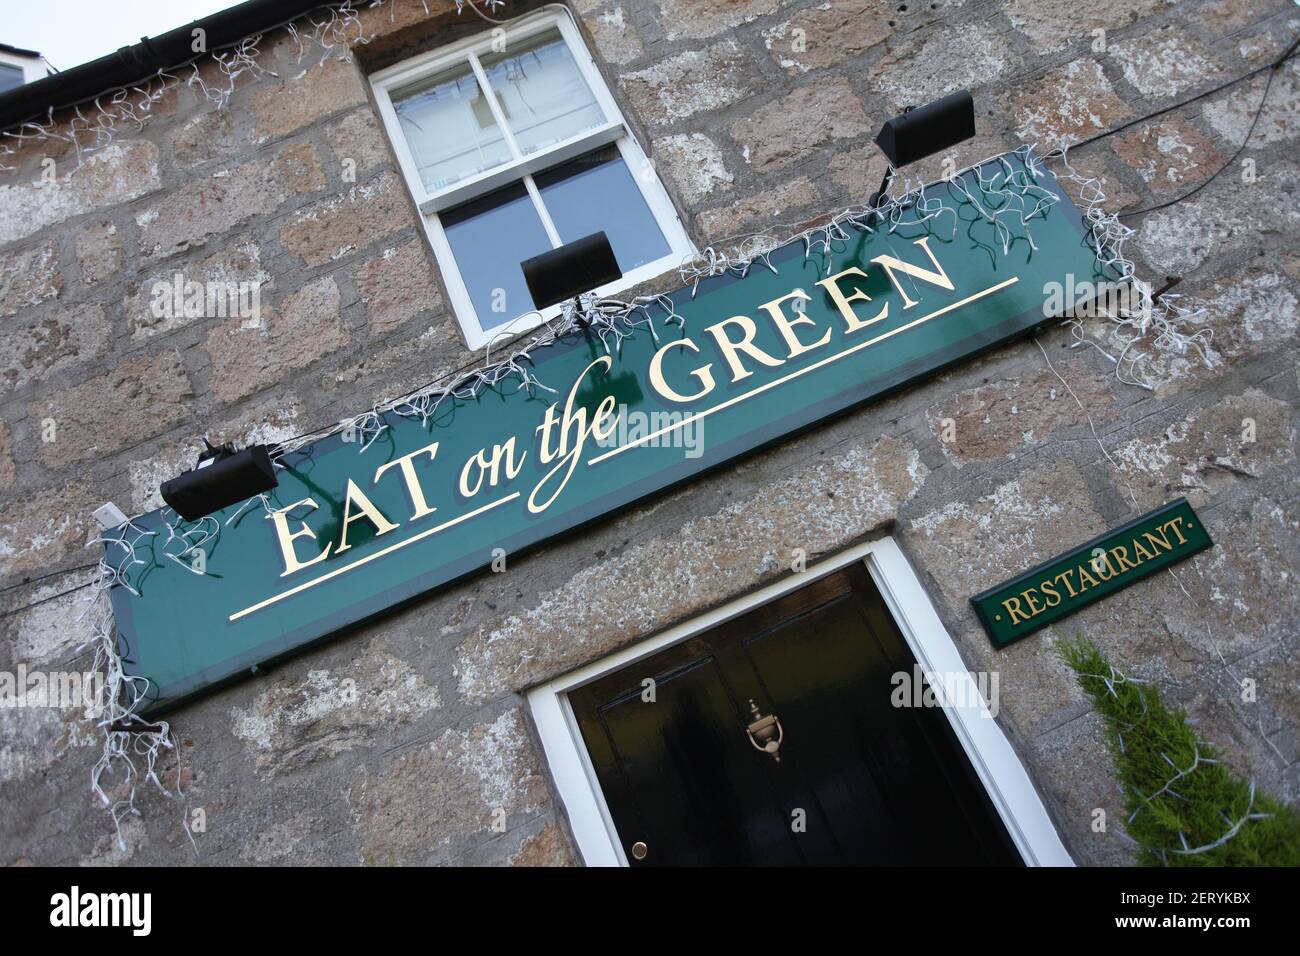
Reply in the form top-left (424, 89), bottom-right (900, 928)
top-left (971, 499), bottom-right (1213, 649)
top-left (107, 151), bottom-right (1117, 715)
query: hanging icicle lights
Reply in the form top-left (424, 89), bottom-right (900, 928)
top-left (0, 1), bottom-right (509, 174)
top-left (84, 144), bottom-right (1216, 849)
top-left (3, 0), bottom-right (514, 854)
top-left (4, 0), bottom-right (1243, 848)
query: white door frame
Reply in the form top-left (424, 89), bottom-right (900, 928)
top-left (526, 535), bottom-right (1074, 867)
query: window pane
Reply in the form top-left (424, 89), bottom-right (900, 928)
top-left (392, 62), bottom-right (512, 193)
top-left (480, 28), bottom-right (605, 155)
top-left (442, 182), bottom-right (551, 330)
top-left (0, 64), bottom-right (24, 94)
top-left (536, 147), bottom-right (671, 274)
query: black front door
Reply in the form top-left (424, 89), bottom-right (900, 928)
top-left (569, 562), bottom-right (1022, 866)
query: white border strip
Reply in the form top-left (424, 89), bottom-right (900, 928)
top-left (526, 536), bottom-right (1074, 867)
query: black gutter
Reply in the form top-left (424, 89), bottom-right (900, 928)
top-left (0, 0), bottom-right (341, 134)
top-left (0, 43), bottom-right (44, 59)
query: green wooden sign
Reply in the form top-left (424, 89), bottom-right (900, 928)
top-left (971, 499), bottom-right (1213, 649)
top-left (106, 151), bottom-right (1118, 715)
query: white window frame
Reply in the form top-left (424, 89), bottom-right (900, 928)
top-left (0, 49), bottom-right (48, 86)
top-left (527, 535), bottom-right (1075, 867)
top-left (370, 5), bottom-right (694, 350)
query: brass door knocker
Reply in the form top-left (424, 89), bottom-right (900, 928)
top-left (746, 699), bottom-right (784, 762)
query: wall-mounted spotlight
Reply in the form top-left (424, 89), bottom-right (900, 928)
top-left (160, 440), bottom-right (277, 521)
top-left (521, 231), bottom-right (622, 315)
top-left (869, 89), bottom-right (976, 208)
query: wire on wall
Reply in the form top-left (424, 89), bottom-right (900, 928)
top-left (4, 0), bottom-right (1291, 853)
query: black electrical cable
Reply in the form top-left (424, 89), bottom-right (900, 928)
top-left (130, 17), bottom-right (1300, 463)
top-left (0, 561), bottom-right (99, 595)
top-left (1115, 33), bottom-right (1300, 219)
top-left (1056, 28), bottom-right (1299, 157)
top-left (0, 579), bottom-right (98, 617)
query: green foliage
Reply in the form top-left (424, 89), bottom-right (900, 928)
top-left (1057, 637), bottom-right (1300, 866)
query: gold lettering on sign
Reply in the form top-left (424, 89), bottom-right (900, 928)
top-left (869, 236), bottom-right (955, 309)
top-left (997, 512), bottom-right (1202, 630)
top-left (757, 289), bottom-right (829, 359)
top-left (1163, 516), bottom-right (1189, 545)
top-left (460, 436), bottom-right (526, 498)
top-left (1142, 528), bottom-right (1172, 553)
top-left (530, 357), bottom-right (615, 515)
top-left (1002, 595), bottom-right (1030, 625)
top-left (373, 440), bottom-right (440, 521)
top-left (704, 315), bottom-right (784, 383)
top-left (1109, 545), bottom-right (1137, 574)
top-left (267, 497), bottom-right (332, 577)
top-left (232, 234), bottom-right (1029, 621)
top-left (649, 338), bottom-right (716, 404)
top-left (336, 479), bottom-right (399, 554)
top-left (592, 394), bottom-right (619, 441)
top-left (1055, 567), bottom-right (1079, 598)
top-left (535, 402), bottom-right (563, 465)
top-left (815, 267), bottom-right (889, 334)
top-left (1075, 563), bottom-right (1100, 592)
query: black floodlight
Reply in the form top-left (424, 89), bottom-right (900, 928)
top-left (869, 90), bottom-right (976, 208)
top-left (875, 89), bottom-right (976, 168)
top-left (160, 440), bottom-right (277, 521)
top-left (521, 231), bottom-right (622, 312)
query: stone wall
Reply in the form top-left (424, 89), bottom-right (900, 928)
top-left (1, 0), bottom-right (1296, 866)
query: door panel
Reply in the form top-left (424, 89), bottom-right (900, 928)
top-left (577, 645), bottom-right (805, 865)
top-left (569, 563), bottom-right (1022, 866)
top-left (737, 594), bottom-right (918, 863)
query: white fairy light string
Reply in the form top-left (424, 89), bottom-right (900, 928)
top-left (1028, 150), bottom-right (1292, 794)
top-left (3, 0), bottom-right (1237, 849)
top-left (0, 1), bottom-right (509, 174)
top-left (83, 140), bottom-right (1218, 847)
top-left (271, 140), bottom-right (1220, 470)
top-left (79, 519), bottom-right (191, 852)
top-left (1045, 147), bottom-right (1216, 391)
top-left (270, 145), bottom-right (1071, 461)
top-left (0, 0), bottom-right (517, 853)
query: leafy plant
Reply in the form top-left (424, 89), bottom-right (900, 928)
top-left (1058, 637), bottom-right (1300, 866)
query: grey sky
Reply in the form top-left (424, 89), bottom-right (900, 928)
top-left (4, 0), bottom-right (236, 73)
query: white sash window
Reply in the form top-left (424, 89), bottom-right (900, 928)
top-left (371, 7), bottom-right (694, 349)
